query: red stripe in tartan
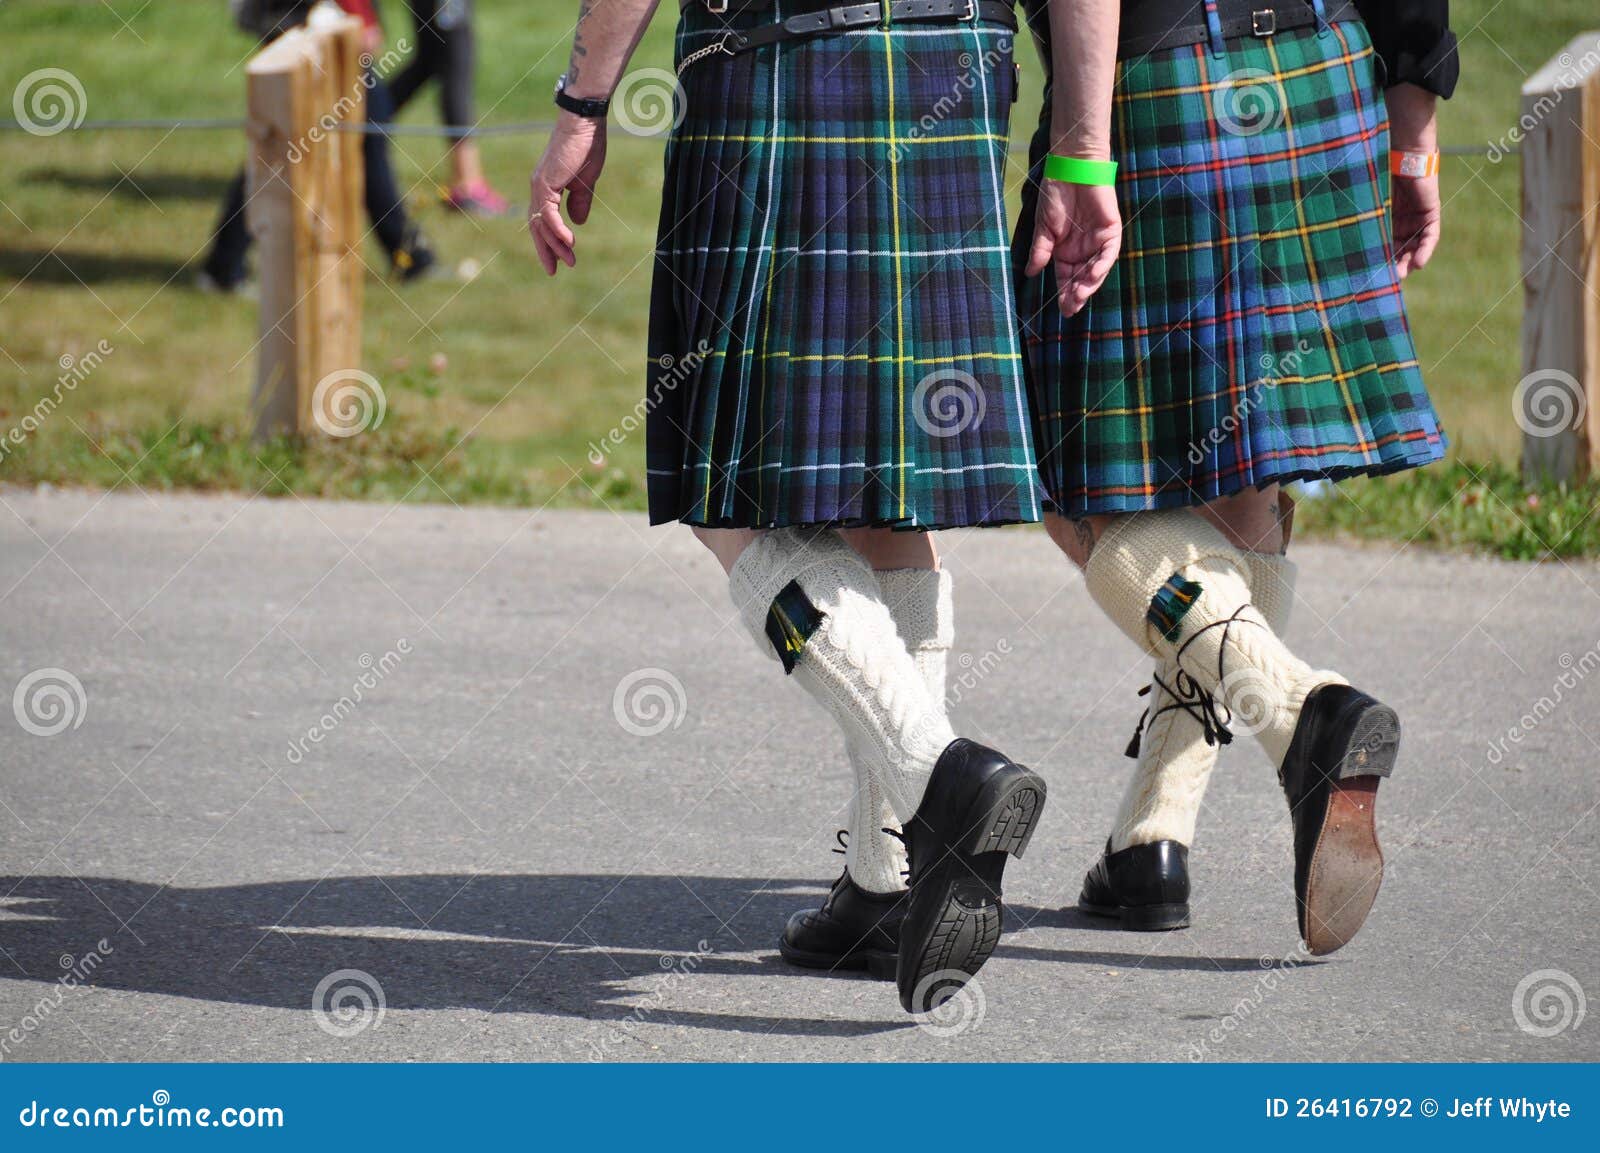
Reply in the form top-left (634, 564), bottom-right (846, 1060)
top-left (1121, 119), bottom-right (1387, 182)
top-left (1066, 429), bottom-right (1442, 502)
top-left (1023, 284), bottom-right (1407, 349)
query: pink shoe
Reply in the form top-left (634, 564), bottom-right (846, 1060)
top-left (445, 181), bottom-right (511, 218)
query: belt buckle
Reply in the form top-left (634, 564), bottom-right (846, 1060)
top-left (706, 0), bottom-right (729, 13)
top-left (1251, 8), bottom-right (1277, 36)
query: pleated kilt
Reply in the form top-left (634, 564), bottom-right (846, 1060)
top-left (645, 4), bottom-right (1043, 530)
top-left (1014, 6), bottom-right (1447, 518)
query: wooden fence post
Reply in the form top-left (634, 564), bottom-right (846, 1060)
top-left (1519, 32), bottom-right (1600, 485)
top-left (245, 11), bottom-right (367, 439)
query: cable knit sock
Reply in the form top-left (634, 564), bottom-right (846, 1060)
top-left (1110, 551), bottom-right (1299, 850)
top-left (1083, 511), bottom-right (1341, 770)
top-left (729, 531), bottom-right (954, 824)
top-left (844, 568), bottom-right (953, 893)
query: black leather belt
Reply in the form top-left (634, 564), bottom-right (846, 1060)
top-left (690, 0), bottom-right (1018, 60)
top-left (1118, 0), bottom-right (1358, 58)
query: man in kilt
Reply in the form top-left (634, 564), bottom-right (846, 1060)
top-left (530, 0), bottom-right (1049, 1013)
top-left (1020, 0), bottom-right (1457, 952)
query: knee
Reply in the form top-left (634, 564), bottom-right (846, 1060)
top-left (838, 527), bottom-right (938, 572)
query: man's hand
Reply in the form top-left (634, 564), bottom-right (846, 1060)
top-left (528, 115), bottom-right (608, 276)
top-left (1025, 180), bottom-right (1122, 318)
top-left (1391, 174), bottom-right (1441, 280)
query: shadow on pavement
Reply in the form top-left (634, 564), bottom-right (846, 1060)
top-left (0, 873), bottom-right (931, 1041)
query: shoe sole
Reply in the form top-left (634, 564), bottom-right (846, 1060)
top-left (1303, 704), bottom-right (1399, 956)
top-left (1078, 899), bottom-right (1192, 932)
top-left (899, 770), bottom-right (1046, 1013)
top-left (777, 939), bottom-right (898, 981)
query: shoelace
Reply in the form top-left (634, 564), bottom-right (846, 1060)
top-left (830, 827), bottom-right (911, 883)
top-left (1125, 605), bottom-right (1259, 757)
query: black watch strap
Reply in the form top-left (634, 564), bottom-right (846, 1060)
top-left (555, 75), bottom-right (609, 119)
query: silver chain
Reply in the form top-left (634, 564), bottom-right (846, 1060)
top-left (676, 33), bottom-right (736, 77)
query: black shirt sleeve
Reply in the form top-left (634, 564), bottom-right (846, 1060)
top-left (1352, 0), bottom-right (1460, 98)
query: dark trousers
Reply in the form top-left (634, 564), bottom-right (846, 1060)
top-left (204, 74), bottom-right (409, 285)
top-left (388, 0), bottom-right (476, 130)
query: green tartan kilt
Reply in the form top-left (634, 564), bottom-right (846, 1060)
top-left (1015, 10), bottom-right (1447, 517)
top-left (645, 8), bottom-right (1044, 530)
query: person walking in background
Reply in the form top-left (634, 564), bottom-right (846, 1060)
top-left (530, 0), bottom-right (1050, 1014)
top-left (200, 0), bottom-right (437, 293)
top-left (1019, 0), bottom-right (1456, 953)
top-left (389, 0), bottom-right (509, 216)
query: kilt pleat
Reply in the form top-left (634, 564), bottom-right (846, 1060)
top-left (1015, 8), bottom-right (1446, 517)
top-left (646, 7), bottom-right (1042, 530)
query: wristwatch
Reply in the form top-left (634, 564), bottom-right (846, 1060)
top-left (554, 73), bottom-right (610, 119)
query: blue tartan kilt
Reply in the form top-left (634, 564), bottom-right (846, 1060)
top-left (645, 5), bottom-right (1044, 530)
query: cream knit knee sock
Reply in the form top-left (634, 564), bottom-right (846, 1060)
top-left (1084, 511), bottom-right (1339, 770)
top-left (844, 568), bottom-right (953, 892)
top-left (1109, 551), bottom-right (1299, 850)
top-left (729, 530), bottom-right (954, 825)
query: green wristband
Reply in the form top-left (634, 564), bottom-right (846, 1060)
top-left (1044, 155), bottom-right (1118, 186)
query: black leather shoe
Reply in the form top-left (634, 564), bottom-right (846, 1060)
top-left (1280, 682), bottom-right (1400, 955)
top-left (778, 871), bottom-right (905, 980)
top-left (1078, 839), bottom-right (1191, 930)
top-left (897, 739), bottom-right (1046, 1014)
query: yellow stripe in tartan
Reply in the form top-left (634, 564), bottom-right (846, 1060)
top-left (1267, 29), bottom-right (1372, 466)
top-left (1036, 361), bottom-right (1422, 424)
top-left (699, 351), bottom-right (1021, 365)
top-left (672, 132), bottom-right (1008, 145)
top-left (1120, 206), bottom-right (1391, 261)
top-left (1121, 44), bottom-right (1372, 104)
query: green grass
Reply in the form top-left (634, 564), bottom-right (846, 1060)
top-left (2, 1), bottom-right (1598, 557)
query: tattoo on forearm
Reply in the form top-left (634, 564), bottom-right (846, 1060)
top-left (570, 1), bottom-right (594, 84)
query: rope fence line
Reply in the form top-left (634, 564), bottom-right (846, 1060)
top-left (0, 118), bottom-right (1507, 154)
top-left (0, 119), bottom-right (558, 137)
